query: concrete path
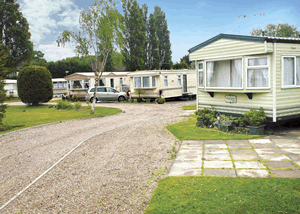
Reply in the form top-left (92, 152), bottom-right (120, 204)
top-left (169, 139), bottom-right (300, 177)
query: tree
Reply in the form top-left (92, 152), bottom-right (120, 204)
top-left (172, 60), bottom-right (189, 70)
top-left (180, 54), bottom-right (192, 68)
top-left (152, 6), bottom-right (171, 70)
top-left (250, 23), bottom-right (299, 38)
top-left (147, 13), bottom-right (159, 70)
top-left (57, 0), bottom-right (124, 114)
top-left (17, 65), bottom-right (53, 105)
top-left (122, 0), bottom-right (147, 71)
top-left (0, 0), bottom-right (33, 70)
top-left (0, 44), bottom-right (8, 127)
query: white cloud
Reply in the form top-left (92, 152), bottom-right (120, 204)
top-left (38, 42), bottom-right (77, 62)
top-left (19, 0), bottom-right (82, 45)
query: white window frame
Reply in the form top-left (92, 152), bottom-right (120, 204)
top-left (281, 55), bottom-right (300, 88)
top-left (120, 77), bottom-right (123, 85)
top-left (152, 76), bottom-right (156, 87)
top-left (164, 75), bottom-right (168, 87)
top-left (205, 57), bottom-right (244, 89)
top-left (134, 77), bottom-right (142, 88)
top-left (134, 76), bottom-right (156, 88)
top-left (246, 55), bottom-right (270, 89)
top-left (198, 61), bottom-right (204, 88)
top-left (178, 75), bottom-right (182, 86)
top-left (142, 76), bottom-right (150, 88)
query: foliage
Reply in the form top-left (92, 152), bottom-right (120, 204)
top-left (122, 0), bottom-right (147, 71)
top-left (75, 102), bottom-right (82, 110)
top-left (145, 176), bottom-right (300, 214)
top-left (57, 0), bottom-right (124, 114)
top-left (179, 54), bottom-right (192, 68)
top-left (1, 105), bottom-right (122, 134)
top-left (17, 65), bottom-right (53, 105)
top-left (230, 115), bottom-right (246, 127)
top-left (155, 97), bottom-right (165, 104)
top-left (0, 0), bottom-right (33, 70)
top-left (195, 107), bottom-right (217, 126)
top-left (244, 107), bottom-right (266, 127)
top-left (71, 94), bottom-right (79, 102)
top-left (134, 88), bottom-right (144, 97)
top-left (23, 50), bottom-right (47, 68)
top-left (250, 23), bottom-right (299, 37)
top-left (147, 12), bottom-right (160, 70)
top-left (6, 94), bottom-right (14, 100)
top-left (172, 60), bottom-right (189, 69)
top-left (0, 44), bottom-right (8, 126)
top-left (56, 100), bottom-right (74, 110)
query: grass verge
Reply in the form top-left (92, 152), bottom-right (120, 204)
top-left (182, 104), bottom-right (196, 110)
top-left (167, 117), bottom-right (262, 140)
top-left (1, 105), bottom-right (122, 134)
top-left (145, 176), bottom-right (300, 214)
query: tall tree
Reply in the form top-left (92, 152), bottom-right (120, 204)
top-left (147, 13), bottom-right (159, 70)
top-left (0, 44), bottom-right (8, 128)
top-left (0, 0), bottom-right (33, 70)
top-left (180, 54), bottom-right (192, 68)
top-left (250, 23), bottom-right (299, 38)
top-left (152, 6), bottom-right (171, 70)
top-left (122, 0), bottom-right (147, 71)
top-left (57, 0), bottom-right (124, 114)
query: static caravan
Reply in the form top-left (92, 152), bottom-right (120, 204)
top-left (128, 70), bottom-right (197, 100)
top-left (4, 79), bottom-right (18, 97)
top-left (64, 72), bottom-right (132, 99)
top-left (52, 78), bottom-right (68, 97)
top-left (189, 33), bottom-right (300, 122)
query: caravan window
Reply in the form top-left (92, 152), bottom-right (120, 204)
top-left (206, 59), bottom-right (242, 88)
top-left (152, 76), bottom-right (156, 87)
top-left (99, 78), bottom-right (106, 86)
top-left (134, 77), bottom-right (142, 88)
top-left (164, 76), bottom-right (168, 87)
top-left (198, 62), bottom-right (204, 87)
top-left (282, 56), bottom-right (300, 88)
top-left (178, 75), bottom-right (181, 86)
top-left (72, 80), bottom-right (82, 89)
top-left (142, 77), bottom-right (150, 87)
top-left (246, 57), bottom-right (269, 88)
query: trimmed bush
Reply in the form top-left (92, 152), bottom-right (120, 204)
top-left (56, 100), bottom-right (74, 110)
top-left (17, 65), bottom-right (53, 105)
top-left (155, 98), bottom-right (165, 104)
top-left (71, 94), bottom-right (79, 102)
top-left (75, 102), bottom-right (81, 110)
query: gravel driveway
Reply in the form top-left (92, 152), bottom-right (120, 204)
top-left (0, 101), bottom-right (194, 213)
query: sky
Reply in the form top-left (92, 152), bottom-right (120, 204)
top-left (18, 0), bottom-right (300, 64)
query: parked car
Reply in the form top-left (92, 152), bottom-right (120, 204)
top-left (86, 86), bottom-right (128, 102)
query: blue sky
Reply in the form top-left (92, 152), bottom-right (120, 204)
top-left (18, 0), bottom-right (300, 64)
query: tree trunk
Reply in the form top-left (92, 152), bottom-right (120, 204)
top-left (91, 80), bottom-right (98, 115)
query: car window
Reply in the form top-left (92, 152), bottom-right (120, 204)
top-left (106, 87), bottom-right (113, 92)
top-left (90, 88), bottom-right (95, 92)
top-left (97, 87), bottom-right (106, 92)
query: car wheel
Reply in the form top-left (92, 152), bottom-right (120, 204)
top-left (90, 97), bottom-right (98, 103)
top-left (118, 96), bottom-right (125, 102)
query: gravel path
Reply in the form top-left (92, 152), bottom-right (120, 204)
top-left (0, 101), bottom-right (194, 213)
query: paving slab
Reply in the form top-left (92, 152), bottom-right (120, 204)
top-left (205, 144), bottom-right (228, 149)
top-left (181, 144), bottom-right (203, 149)
top-left (171, 161), bottom-right (202, 170)
top-left (205, 149), bottom-right (229, 154)
top-left (271, 138), bottom-right (300, 145)
top-left (204, 154), bottom-right (231, 161)
top-left (228, 143), bottom-right (252, 149)
top-left (203, 161), bottom-right (233, 169)
top-left (255, 148), bottom-right (283, 154)
top-left (251, 143), bottom-right (278, 148)
top-left (271, 170), bottom-right (300, 178)
top-left (177, 150), bottom-right (202, 156)
top-left (182, 140), bottom-right (203, 145)
top-left (169, 169), bottom-right (202, 176)
top-left (280, 148), bottom-right (300, 154)
top-left (227, 140), bottom-right (249, 144)
top-left (286, 154), bottom-right (300, 161)
top-left (204, 140), bottom-right (226, 144)
top-left (204, 169), bottom-right (236, 177)
top-left (258, 154), bottom-right (290, 161)
top-left (249, 139), bottom-right (272, 144)
top-left (273, 142), bottom-right (300, 148)
top-left (265, 161), bottom-right (298, 170)
top-left (234, 161), bottom-right (265, 169)
top-left (236, 169), bottom-right (270, 177)
top-left (176, 154), bottom-right (203, 162)
top-left (230, 149), bottom-right (259, 160)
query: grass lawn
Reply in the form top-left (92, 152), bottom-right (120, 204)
top-left (182, 104), bottom-right (196, 110)
top-left (4, 98), bottom-right (21, 102)
top-left (145, 176), bottom-right (300, 214)
top-left (167, 117), bottom-right (262, 140)
top-left (1, 105), bottom-right (122, 134)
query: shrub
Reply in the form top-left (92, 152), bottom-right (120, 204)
top-left (71, 94), bottom-right (79, 102)
top-left (244, 107), bottom-right (266, 126)
top-left (155, 98), bottom-right (165, 104)
top-left (62, 95), bottom-right (66, 101)
top-left (6, 94), bottom-right (14, 100)
top-left (75, 102), bottom-right (81, 110)
top-left (17, 65), bottom-right (53, 105)
top-left (134, 88), bottom-right (144, 98)
top-left (56, 100), bottom-right (74, 110)
top-left (196, 106), bottom-right (217, 126)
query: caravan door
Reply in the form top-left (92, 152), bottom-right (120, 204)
top-left (182, 74), bottom-right (188, 94)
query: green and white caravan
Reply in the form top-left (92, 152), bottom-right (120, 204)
top-left (128, 70), bottom-right (197, 100)
top-left (189, 33), bottom-right (300, 122)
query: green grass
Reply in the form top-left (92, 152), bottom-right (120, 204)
top-left (145, 176), bottom-right (300, 214)
top-left (182, 104), bottom-right (196, 110)
top-left (1, 105), bottom-right (122, 134)
top-left (4, 98), bottom-right (21, 102)
top-left (167, 117), bottom-right (262, 140)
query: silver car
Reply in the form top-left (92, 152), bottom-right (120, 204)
top-left (86, 86), bottom-right (128, 102)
